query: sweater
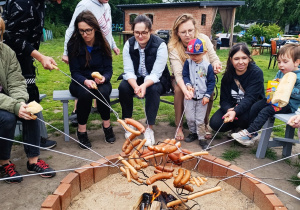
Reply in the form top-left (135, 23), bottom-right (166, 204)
top-left (0, 43), bottom-right (28, 115)
top-left (220, 62), bottom-right (265, 116)
top-left (63, 0), bottom-right (116, 56)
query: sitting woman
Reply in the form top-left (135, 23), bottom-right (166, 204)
top-left (209, 43), bottom-right (265, 134)
top-left (118, 15), bottom-right (171, 146)
top-left (68, 10), bottom-right (115, 149)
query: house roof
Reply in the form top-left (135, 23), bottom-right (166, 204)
top-left (117, 1), bottom-right (245, 9)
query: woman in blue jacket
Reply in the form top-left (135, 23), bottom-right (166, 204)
top-left (68, 10), bottom-right (115, 149)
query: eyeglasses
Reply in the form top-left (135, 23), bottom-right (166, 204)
top-left (178, 29), bottom-right (194, 36)
top-left (79, 28), bottom-right (94, 35)
top-left (134, 31), bottom-right (149, 37)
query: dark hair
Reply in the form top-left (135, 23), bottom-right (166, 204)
top-left (67, 10), bottom-right (111, 67)
top-left (131, 15), bottom-right (152, 31)
top-left (223, 42), bottom-right (254, 82)
top-left (277, 43), bottom-right (300, 62)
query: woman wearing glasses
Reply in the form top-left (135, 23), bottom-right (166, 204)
top-left (118, 15), bottom-right (171, 146)
top-left (68, 11), bottom-right (115, 149)
top-left (168, 14), bottom-right (222, 142)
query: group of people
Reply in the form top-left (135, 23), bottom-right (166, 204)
top-left (1, 0), bottom-right (300, 191)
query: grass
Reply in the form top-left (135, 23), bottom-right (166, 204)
top-left (221, 148), bottom-right (241, 161)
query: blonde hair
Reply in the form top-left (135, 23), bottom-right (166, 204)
top-left (0, 17), bottom-right (5, 42)
top-left (168, 14), bottom-right (199, 63)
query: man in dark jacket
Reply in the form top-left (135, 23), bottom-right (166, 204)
top-left (2, 0), bottom-right (62, 148)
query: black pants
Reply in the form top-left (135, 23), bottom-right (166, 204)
top-left (69, 82), bottom-right (112, 125)
top-left (118, 78), bottom-right (164, 125)
top-left (247, 98), bottom-right (292, 133)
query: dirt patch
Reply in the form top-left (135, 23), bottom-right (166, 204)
top-left (0, 122), bottom-right (299, 210)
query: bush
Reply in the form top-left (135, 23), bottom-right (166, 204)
top-left (44, 19), bottom-right (67, 39)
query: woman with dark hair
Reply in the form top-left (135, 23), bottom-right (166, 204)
top-left (209, 43), bottom-right (265, 133)
top-left (118, 14), bottom-right (171, 146)
top-left (68, 10), bottom-right (115, 149)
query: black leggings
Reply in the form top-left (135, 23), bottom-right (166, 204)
top-left (69, 82), bottom-right (112, 125)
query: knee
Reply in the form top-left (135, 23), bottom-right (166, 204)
top-left (0, 112), bottom-right (16, 130)
top-left (209, 114), bottom-right (222, 131)
top-left (118, 80), bottom-right (131, 95)
top-left (78, 90), bottom-right (93, 101)
top-left (146, 84), bottom-right (161, 97)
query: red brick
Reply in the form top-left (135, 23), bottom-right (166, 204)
top-left (60, 172), bottom-right (80, 200)
top-left (106, 154), bottom-right (121, 175)
top-left (41, 195), bottom-right (61, 210)
top-left (181, 157), bottom-right (197, 170)
top-left (91, 158), bottom-right (109, 183)
top-left (53, 183), bottom-right (71, 210)
top-left (241, 173), bottom-right (261, 200)
top-left (75, 164), bottom-right (94, 191)
top-left (274, 207), bottom-right (287, 210)
top-left (225, 165), bottom-right (246, 190)
top-left (40, 208), bottom-right (53, 210)
top-left (266, 194), bottom-right (284, 208)
top-left (197, 154), bottom-right (216, 177)
top-left (212, 158), bottom-right (231, 179)
top-left (253, 183), bottom-right (274, 210)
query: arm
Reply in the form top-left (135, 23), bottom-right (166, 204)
top-left (205, 64), bottom-right (216, 98)
top-left (182, 60), bottom-right (191, 85)
top-left (68, 46), bottom-right (89, 85)
top-left (122, 41), bottom-right (137, 81)
top-left (220, 78), bottom-right (234, 113)
top-left (100, 54), bottom-right (113, 83)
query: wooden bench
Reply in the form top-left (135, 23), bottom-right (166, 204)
top-left (53, 89), bottom-right (174, 141)
top-left (256, 111), bottom-right (300, 158)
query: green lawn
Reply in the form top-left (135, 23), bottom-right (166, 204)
top-left (36, 36), bottom-right (284, 137)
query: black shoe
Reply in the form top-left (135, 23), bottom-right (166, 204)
top-left (184, 133), bottom-right (198, 143)
top-left (103, 125), bottom-right (116, 144)
top-left (27, 159), bottom-right (56, 178)
top-left (77, 130), bottom-right (92, 149)
top-left (90, 107), bottom-right (99, 114)
top-left (69, 111), bottom-right (77, 120)
top-left (199, 140), bottom-right (211, 150)
top-left (40, 137), bottom-right (57, 149)
top-left (0, 162), bottom-right (23, 183)
top-left (71, 118), bottom-right (78, 127)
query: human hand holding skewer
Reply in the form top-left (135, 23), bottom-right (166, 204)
top-left (288, 114), bottom-right (300, 128)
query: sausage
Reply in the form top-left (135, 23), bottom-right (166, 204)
top-left (187, 186), bottom-right (221, 200)
top-left (180, 151), bottom-right (209, 161)
top-left (155, 165), bottom-right (174, 172)
top-left (131, 139), bottom-right (147, 156)
top-left (146, 172), bottom-right (173, 185)
top-left (122, 133), bottom-right (137, 152)
top-left (161, 141), bottom-right (181, 154)
top-left (176, 184), bottom-right (194, 192)
top-left (201, 177), bottom-right (208, 182)
top-left (117, 119), bottom-right (141, 136)
top-left (128, 156), bottom-right (141, 170)
top-left (140, 151), bottom-right (155, 158)
top-left (192, 177), bottom-right (200, 187)
top-left (180, 169), bottom-right (191, 186)
top-left (166, 199), bottom-right (187, 207)
top-left (91, 72), bottom-right (103, 80)
top-left (118, 156), bottom-right (138, 175)
top-left (154, 169), bottom-right (163, 174)
top-left (120, 166), bottom-right (139, 181)
top-left (125, 167), bottom-right (131, 182)
top-left (173, 168), bottom-right (184, 186)
top-left (147, 145), bottom-right (155, 151)
top-left (124, 118), bottom-right (145, 133)
top-left (133, 153), bottom-right (148, 168)
top-left (168, 153), bottom-right (182, 165)
top-left (125, 139), bottom-right (142, 154)
top-left (143, 153), bottom-right (164, 160)
top-left (197, 176), bottom-right (204, 185)
top-left (153, 139), bottom-right (171, 153)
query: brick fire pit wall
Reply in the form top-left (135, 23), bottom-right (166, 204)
top-left (41, 152), bottom-right (287, 210)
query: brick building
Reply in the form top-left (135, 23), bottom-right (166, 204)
top-left (117, 1), bottom-right (245, 46)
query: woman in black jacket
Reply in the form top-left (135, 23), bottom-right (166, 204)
top-left (209, 43), bottom-right (265, 133)
top-left (68, 10), bottom-right (115, 149)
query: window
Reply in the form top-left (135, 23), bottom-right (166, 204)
top-left (145, 14), bottom-right (154, 24)
top-left (201, 14), bottom-right (206, 26)
top-left (129, 14), bottom-right (137, 25)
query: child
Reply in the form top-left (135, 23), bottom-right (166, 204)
top-left (232, 43), bottom-right (300, 146)
top-left (182, 38), bottom-right (216, 150)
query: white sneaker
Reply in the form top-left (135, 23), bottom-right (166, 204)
top-left (297, 172), bottom-right (300, 179)
top-left (144, 128), bottom-right (155, 146)
top-left (296, 185), bottom-right (300, 194)
top-left (124, 124), bottom-right (136, 139)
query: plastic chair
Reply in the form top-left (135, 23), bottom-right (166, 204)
top-left (260, 36), bottom-right (271, 54)
top-left (268, 40), bottom-right (277, 69)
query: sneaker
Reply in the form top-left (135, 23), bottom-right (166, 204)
top-left (0, 162), bottom-right (23, 183)
top-left (298, 172), bottom-right (300, 179)
top-left (144, 127), bottom-right (155, 146)
top-left (231, 129), bottom-right (258, 146)
top-left (184, 133), bottom-right (198, 143)
top-left (27, 159), bottom-right (56, 178)
top-left (40, 137), bottom-right (57, 149)
top-left (199, 140), bottom-right (211, 151)
top-left (103, 125), bottom-right (116, 144)
top-left (77, 130), bottom-right (92, 149)
top-left (90, 107), bottom-right (99, 114)
top-left (296, 185), bottom-right (300, 194)
top-left (125, 124), bottom-right (136, 139)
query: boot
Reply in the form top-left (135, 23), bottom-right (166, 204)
top-left (199, 139), bottom-right (210, 151)
top-left (103, 125), bottom-right (116, 144)
top-left (77, 130), bottom-right (92, 150)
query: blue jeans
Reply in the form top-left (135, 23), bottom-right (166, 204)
top-left (0, 109), bottom-right (40, 160)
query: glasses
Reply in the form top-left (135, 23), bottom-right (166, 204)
top-left (178, 29), bottom-right (194, 36)
top-left (134, 30), bottom-right (149, 37)
top-left (79, 28), bottom-right (94, 35)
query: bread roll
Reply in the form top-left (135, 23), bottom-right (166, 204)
top-left (91, 72), bottom-right (103, 80)
top-left (26, 101), bottom-right (43, 114)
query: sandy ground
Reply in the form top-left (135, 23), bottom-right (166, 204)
top-left (0, 121), bottom-right (300, 210)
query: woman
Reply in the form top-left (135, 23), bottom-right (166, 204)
top-left (168, 14), bottom-right (222, 141)
top-left (209, 43), bottom-right (265, 133)
top-left (68, 10), bottom-right (115, 149)
top-left (118, 15), bottom-right (171, 146)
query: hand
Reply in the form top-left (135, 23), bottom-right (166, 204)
top-left (134, 85), bottom-right (146, 98)
top-left (213, 62), bottom-right (222, 74)
top-left (183, 89), bottom-right (193, 100)
top-left (62, 55), bottom-right (69, 64)
top-left (18, 104), bottom-right (33, 120)
top-left (186, 85), bottom-right (195, 94)
top-left (95, 77), bottom-right (106, 84)
top-left (202, 97), bottom-right (210, 105)
top-left (84, 79), bottom-right (97, 89)
top-left (288, 115), bottom-right (300, 128)
top-left (113, 47), bottom-right (120, 55)
top-left (40, 55), bottom-right (57, 70)
top-left (223, 110), bottom-right (236, 122)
